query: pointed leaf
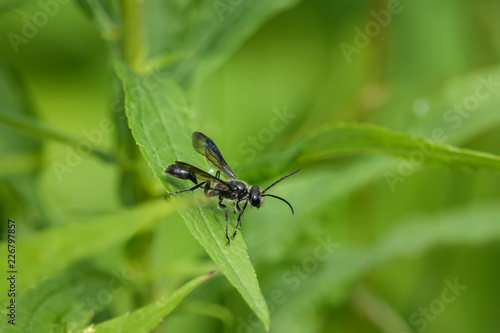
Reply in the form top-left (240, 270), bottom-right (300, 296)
top-left (0, 200), bottom-right (168, 293)
top-left (87, 271), bottom-right (215, 333)
top-left (115, 62), bottom-right (270, 329)
top-left (301, 122), bottom-right (500, 173)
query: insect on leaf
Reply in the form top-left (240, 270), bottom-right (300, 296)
top-left (114, 61), bottom-right (270, 330)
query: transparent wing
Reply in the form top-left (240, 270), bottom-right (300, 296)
top-left (168, 161), bottom-right (230, 190)
top-left (192, 132), bottom-right (237, 179)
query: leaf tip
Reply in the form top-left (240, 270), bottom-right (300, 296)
top-left (205, 268), bottom-right (220, 278)
top-left (263, 319), bottom-right (270, 331)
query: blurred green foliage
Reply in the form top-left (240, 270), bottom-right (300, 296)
top-left (1, 0), bottom-right (500, 332)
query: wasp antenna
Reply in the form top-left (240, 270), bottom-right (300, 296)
top-left (262, 169), bottom-right (301, 194)
top-left (263, 194), bottom-right (295, 215)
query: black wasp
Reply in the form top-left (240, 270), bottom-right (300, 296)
top-left (165, 132), bottom-right (300, 245)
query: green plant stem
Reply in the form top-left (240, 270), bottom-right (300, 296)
top-left (0, 111), bottom-right (116, 163)
top-left (119, 1), bottom-right (152, 205)
top-left (121, 0), bottom-right (145, 73)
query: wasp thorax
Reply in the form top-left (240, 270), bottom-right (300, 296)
top-left (227, 180), bottom-right (248, 199)
top-left (248, 186), bottom-right (264, 207)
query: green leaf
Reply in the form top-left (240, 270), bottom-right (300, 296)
top-left (87, 271), bottom-right (215, 333)
top-left (410, 68), bottom-right (500, 143)
top-left (75, 0), bottom-right (120, 42)
top-left (244, 119), bottom-right (500, 255)
top-left (144, 0), bottom-right (304, 84)
top-left (301, 122), bottom-right (500, 173)
top-left (0, 58), bottom-right (112, 163)
top-left (0, 60), bottom-right (40, 159)
top-left (271, 201), bottom-right (500, 332)
top-left (81, 0), bottom-right (304, 83)
top-left (245, 67), bottom-right (500, 272)
top-left (246, 67), bottom-right (500, 181)
top-left (0, 57), bottom-right (46, 227)
top-left (0, 200), bottom-right (169, 295)
top-left (0, 110), bottom-right (116, 164)
top-left (0, 267), bottom-right (111, 333)
top-left (179, 300), bottom-right (235, 328)
top-left (115, 62), bottom-right (270, 329)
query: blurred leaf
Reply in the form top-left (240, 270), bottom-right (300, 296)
top-left (76, 0), bottom-right (120, 42)
top-left (144, 0), bottom-right (303, 84)
top-left (246, 158), bottom-right (393, 258)
top-left (0, 111), bottom-right (116, 164)
top-left (0, 57), bottom-right (46, 227)
top-left (115, 62), bottom-right (270, 329)
top-left (244, 115), bottom-right (500, 254)
top-left (271, 200), bottom-right (500, 332)
top-left (0, 267), bottom-right (110, 333)
top-left (0, 153), bottom-right (38, 176)
top-left (411, 67), bottom-right (500, 143)
top-left (87, 270), bottom-right (216, 332)
top-left (246, 67), bottom-right (500, 180)
top-left (0, 60), bottom-right (40, 158)
top-left (180, 300), bottom-right (235, 328)
top-left (0, 0), bottom-right (33, 11)
top-left (301, 122), bottom-right (500, 173)
top-left (0, 200), bottom-right (169, 295)
top-left (80, 0), bottom-right (303, 84)
top-left (245, 67), bottom-right (500, 268)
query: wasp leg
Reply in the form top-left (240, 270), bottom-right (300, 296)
top-left (232, 200), bottom-right (248, 239)
top-left (164, 181), bottom-right (206, 200)
top-left (218, 196), bottom-right (230, 245)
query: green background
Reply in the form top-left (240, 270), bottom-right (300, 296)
top-left (1, 0), bottom-right (500, 332)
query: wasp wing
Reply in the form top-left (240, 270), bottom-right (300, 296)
top-left (166, 161), bottom-right (230, 190)
top-left (192, 131), bottom-right (237, 179)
